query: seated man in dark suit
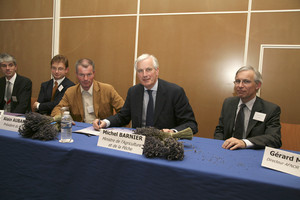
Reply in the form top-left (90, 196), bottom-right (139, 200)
top-left (214, 66), bottom-right (281, 150)
top-left (0, 53), bottom-right (32, 114)
top-left (32, 54), bottom-right (75, 115)
top-left (93, 53), bottom-right (198, 134)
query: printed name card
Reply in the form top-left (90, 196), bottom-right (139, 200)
top-left (97, 129), bottom-right (146, 155)
top-left (262, 146), bottom-right (300, 177)
top-left (0, 114), bottom-right (25, 132)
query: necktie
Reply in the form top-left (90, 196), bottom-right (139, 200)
top-left (51, 81), bottom-right (58, 101)
top-left (146, 90), bottom-right (154, 127)
top-left (234, 104), bottom-right (246, 139)
top-left (6, 81), bottom-right (12, 103)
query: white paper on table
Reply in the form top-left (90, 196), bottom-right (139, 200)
top-left (74, 126), bottom-right (100, 136)
top-left (74, 126), bottom-right (134, 136)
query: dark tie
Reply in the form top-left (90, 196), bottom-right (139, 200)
top-left (5, 81), bottom-right (12, 112)
top-left (51, 81), bottom-right (58, 101)
top-left (234, 104), bottom-right (246, 139)
top-left (6, 81), bottom-right (12, 103)
top-left (146, 90), bottom-right (154, 127)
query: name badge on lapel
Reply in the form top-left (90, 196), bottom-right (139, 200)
top-left (12, 96), bottom-right (17, 102)
top-left (58, 85), bottom-right (64, 92)
top-left (253, 112), bottom-right (266, 122)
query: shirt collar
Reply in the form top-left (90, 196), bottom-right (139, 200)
top-left (238, 96), bottom-right (256, 111)
top-left (80, 83), bottom-right (93, 95)
top-left (6, 73), bottom-right (17, 84)
top-left (144, 79), bottom-right (158, 91)
top-left (53, 77), bottom-right (65, 86)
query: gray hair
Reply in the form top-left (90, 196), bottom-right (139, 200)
top-left (236, 66), bottom-right (263, 84)
top-left (0, 53), bottom-right (17, 65)
top-left (134, 54), bottom-right (159, 70)
top-left (75, 58), bottom-right (95, 73)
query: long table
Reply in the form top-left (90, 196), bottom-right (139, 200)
top-left (0, 122), bottom-right (299, 200)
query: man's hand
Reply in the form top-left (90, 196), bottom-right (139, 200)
top-left (93, 119), bottom-right (107, 130)
top-left (222, 137), bottom-right (246, 150)
top-left (32, 102), bottom-right (39, 111)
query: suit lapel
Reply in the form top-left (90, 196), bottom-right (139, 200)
top-left (75, 85), bottom-right (85, 119)
top-left (135, 84), bottom-right (144, 127)
top-left (246, 97), bottom-right (262, 137)
top-left (47, 79), bottom-right (54, 100)
top-left (60, 78), bottom-right (69, 90)
top-left (228, 97), bottom-right (239, 135)
top-left (154, 79), bottom-right (166, 124)
top-left (93, 81), bottom-right (100, 118)
top-left (11, 74), bottom-right (19, 97)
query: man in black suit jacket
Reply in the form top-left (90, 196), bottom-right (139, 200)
top-left (93, 54), bottom-right (198, 134)
top-left (214, 66), bottom-right (281, 150)
top-left (32, 55), bottom-right (74, 115)
top-left (0, 53), bottom-right (32, 114)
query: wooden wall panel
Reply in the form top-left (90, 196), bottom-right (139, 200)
top-left (0, 20), bottom-right (53, 98)
top-left (59, 17), bottom-right (136, 99)
top-left (61, 0), bottom-right (137, 16)
top-left (141, 0), bottom-right (248, 13)
top-left (252, 0), bottom-right (300, 10)
top-left (0, 0), bottom-right (52, 19)
top-left (138, 14), bottom-right (247, 138)
top-left (247, 12), bottom-right (300, 67)
top-left (260, 48), bottom-right (300, 124)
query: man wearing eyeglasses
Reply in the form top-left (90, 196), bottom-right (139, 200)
top-left (214, 66), bottom-right (281, 150)
top-left (93, 54), bottom-right (198, 134)
top-left (0, 53), bottom-right (32, 114)
top-left (32, 55), bottom-right (75, 115)
top-left (51, 58), bottom-right (124, 123)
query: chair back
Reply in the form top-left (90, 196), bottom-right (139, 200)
top-left (280, 123), bottom-right (300, 151)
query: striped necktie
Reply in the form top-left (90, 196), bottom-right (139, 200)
top-left (51, 81), bottom-right (58, 101)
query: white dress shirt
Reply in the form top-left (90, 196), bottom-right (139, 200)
top-left (80, 83), bottom-right (96, 123)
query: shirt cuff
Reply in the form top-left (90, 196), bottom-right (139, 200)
top-left (103, 119), bottom-right (110, 128)
top-left (242, 139), bottom-right (254, 148)
top-left (37, 103), bottom-right (40, 110)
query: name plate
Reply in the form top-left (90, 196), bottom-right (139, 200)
top-left (262, 146), bottom-right (300, 177)
top-left (0, 114), bottom-right (25, 132)
top-left (97, 129), bottom-right (145, 155)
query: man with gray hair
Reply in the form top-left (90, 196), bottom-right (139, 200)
top-left (214, 66), bottom-right (281, 150)
top-left (51, 58), bottom-right (124, 123)
top-left (0, 53), bottom-right (32, 114)
top-left (93, 54), bottom-right (198, 134)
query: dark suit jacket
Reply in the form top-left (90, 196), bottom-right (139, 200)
top-left (107, 79), bottom-right (198, 134)
top-left (214, 96), bottom-right (282, 148)
top-left (0, 74), bottom-right (32, 114)
top-left (37, 77), bottom-right (75, 115)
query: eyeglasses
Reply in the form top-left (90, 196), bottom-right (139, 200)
top-left (137, 67), bottom-right (154, 74)
top-left (0, 63), bottom-right (15, 68)
top-left (233, 79), bottom-right (252, 85)
top-left (51, 66), bottom-right (65, 71)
